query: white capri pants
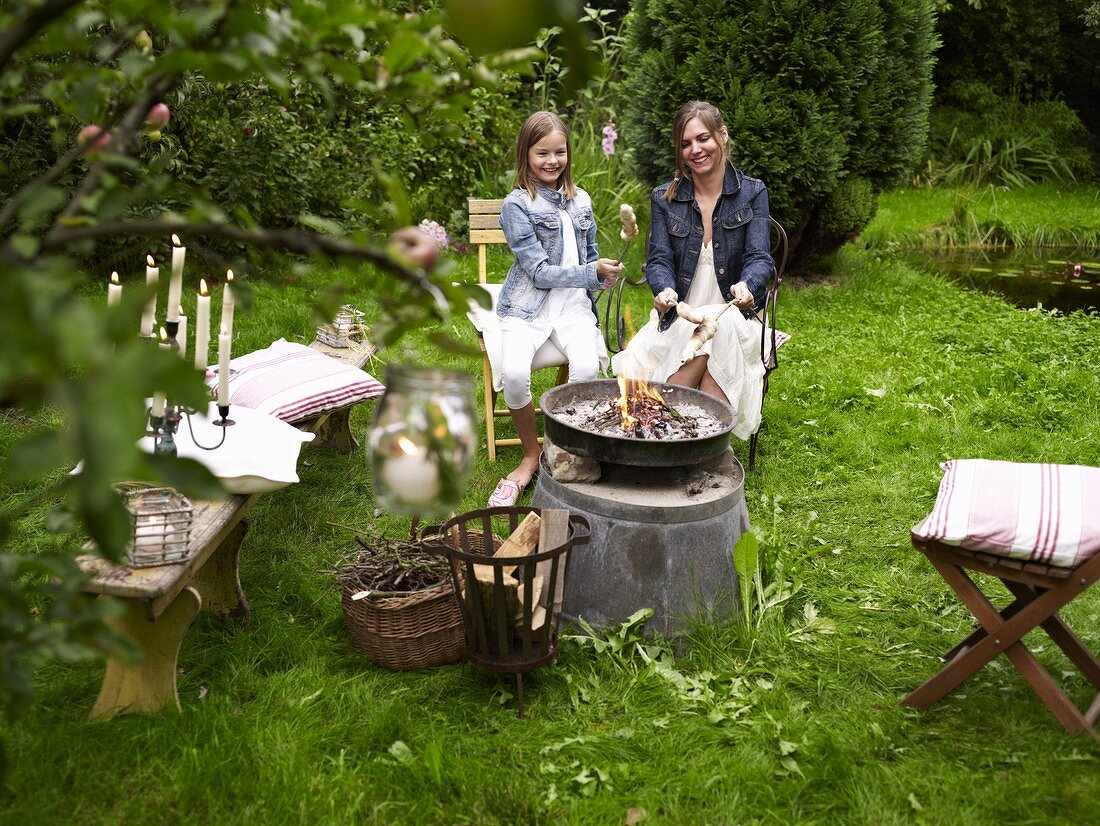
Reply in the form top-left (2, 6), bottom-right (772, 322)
top-left (499, 313), bottom-right (601, 409)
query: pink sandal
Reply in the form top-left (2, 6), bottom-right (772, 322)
top-left (487, 478), bottom-right (523, 508)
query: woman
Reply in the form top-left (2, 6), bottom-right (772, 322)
top-left (612, 100), bottom-right (772, 439)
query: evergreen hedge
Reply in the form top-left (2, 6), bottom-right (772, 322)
top-left (619, 0), bottom-right (937, 262)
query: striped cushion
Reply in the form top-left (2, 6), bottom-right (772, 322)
top-left (208, 339), bottom-right (384, 423)
top-left (913, 459), bottom-right (1100, 568)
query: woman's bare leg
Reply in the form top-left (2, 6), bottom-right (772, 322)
top-left (506, 402), bottom-right (541, 486)
top-left (698, 367), bottom-right (730, 404)
top-left (667, 354), bottom-right (709, 389)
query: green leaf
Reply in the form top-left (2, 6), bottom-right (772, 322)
top-left (143, 455), bottom-right (226, 500)
top-left (4, 430), bottom-right (64, 485)
top-left (384, 30), bottom-right (430, 75)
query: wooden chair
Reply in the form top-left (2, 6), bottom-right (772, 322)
top-left (903, 535), bottom-right (1100, 737)
top-left (467, 198), bottom-right (568, 462)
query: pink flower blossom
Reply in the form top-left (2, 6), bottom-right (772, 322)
top-left (417, 219), bottom-right (451, 252)
top-left (601, 122), bottom-right (618, 156)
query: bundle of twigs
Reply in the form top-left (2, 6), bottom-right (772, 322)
top-left (588, 396), bottom-right (697, 440)
top-left (334, 535), bottom-right (451, 597)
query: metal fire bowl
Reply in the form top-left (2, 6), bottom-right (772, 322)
top-left (539, 379), bottom-right (737, 467)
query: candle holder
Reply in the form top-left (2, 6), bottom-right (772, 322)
top-left (179, 401), bottom-right (235, 451)
top-left (146, 404), bottom-right (180, 457)
top-left (368, 365), bottom-right (475, 518)
top-left (315, 304), bottom-right (366, 349)
top-left (115, 483), bottom-right (193, 567)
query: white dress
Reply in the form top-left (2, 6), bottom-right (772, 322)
top-left (611, 242), bottom-right (765, 439)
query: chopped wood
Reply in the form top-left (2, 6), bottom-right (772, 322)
top-left (493, 512), bottom-right (542, 576)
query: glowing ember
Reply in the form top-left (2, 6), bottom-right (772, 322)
top-left (616, 377), bottom-right (670, 432)
top-left (553, 380), bottom-right (723, 441)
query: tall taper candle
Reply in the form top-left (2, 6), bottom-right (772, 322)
top-left (221, 269), bottom-right (235, 340)
top-left (140, 255), bottom-right (158, 336)
top-left (107, 271), bottom-right (122, 307)
top-left (194, 279), bottom-right (211, 371)
top-left (177, 307), bottom-right (187, 358)
top-left (217, 324), bottom-right (231, 407)
top-left (167, 234), bottom-right (185, 323)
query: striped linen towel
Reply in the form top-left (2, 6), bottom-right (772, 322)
top-left (207, 339), bottom-right (384, 424)
top-left (912, 459), bottom-right (1100, 568)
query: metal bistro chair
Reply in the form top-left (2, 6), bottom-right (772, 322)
top-left (610, 216), bottom-right (789, 470)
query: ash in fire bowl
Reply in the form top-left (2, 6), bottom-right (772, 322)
top-left (541, 379), bottom-right (736, 467)
top-left (555, 393), bottom-right (725, 440)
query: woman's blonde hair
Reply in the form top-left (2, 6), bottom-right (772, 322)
top-left (514, 111), bottom-right (576, 199)
top-left (665, 101), bottom-right (729, 202)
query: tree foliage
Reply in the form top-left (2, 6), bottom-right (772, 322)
top-left (0, 0), bottom-right (593, 725)
top-left (619, 0), bottom-right (937, 261)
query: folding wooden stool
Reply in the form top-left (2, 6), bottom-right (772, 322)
top-left (904, 535), bottom-right (1100, 736)
top-left (904, 459), bottom-right (1100, 737)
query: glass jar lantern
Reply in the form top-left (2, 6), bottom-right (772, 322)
top-left (368, 366), bottom-right (476, 517)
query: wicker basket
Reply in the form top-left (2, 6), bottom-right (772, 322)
top-left (339, 529), bottom-right (500, 670)
top-left (341, 581), bottom-right (464, 670)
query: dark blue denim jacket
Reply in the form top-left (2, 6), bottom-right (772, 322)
top-left (646, 164), bottom-right (773, 317)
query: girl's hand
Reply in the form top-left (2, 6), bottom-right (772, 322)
top-left (596, 258), bottom-right (623, 290)
top-left (729, 281), bottom-right (754, 308)
top-left (654, 288), bottom-right (678, 312)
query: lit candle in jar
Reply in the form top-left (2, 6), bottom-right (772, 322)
top-left (379, 435), bottom-right (442, 506)
top-left (217, 323), bottom-right (231, 407)
top-left (221, 269), bottom-right (235, 340)
top-left (140, 255), bottom-right (158, 336)
top-left (107, 271), bottom-right (122, 307)
top-left (194, 279), bottom-right (210, 371)
top-left (167, 234), bottom-right (185, 323)
top-left (176, 306), bottom-right (187, 358)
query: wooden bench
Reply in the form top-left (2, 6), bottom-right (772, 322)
top-left (76, 336), bottom-right (377, 719)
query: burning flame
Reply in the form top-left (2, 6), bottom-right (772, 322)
top-left (616, 377), bottom-right (667, 430)
top-left (397, 434), bottom-right (422, 455)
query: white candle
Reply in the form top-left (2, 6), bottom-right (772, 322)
top-left (168, 235), bottom-right (185, 323)
top-left (379, 436), bottom-right (442, 506)
top-left (107, 271), bottom-right (122, 307)
top-left (151, 327), bottom-right (169, 417)
top-left (194, 279), bottom-right (210, 371)
top-left (217, 324), bottom-right (231, 407)
top-left (221, 269), bottom-right (235, 340)
top-left (141, 255), bottom-right (159, 336)
top-left (176, 308), bottom-right (187, 358)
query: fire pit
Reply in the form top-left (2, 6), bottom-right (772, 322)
top-left (540, 379), bottom-right (736, 467)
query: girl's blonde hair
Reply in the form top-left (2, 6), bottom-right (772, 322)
top-left (514, 111), bottom-right (577, 200)
top-left (665, 101), bottom-right (729, 202)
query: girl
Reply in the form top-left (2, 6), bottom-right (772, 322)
top-left (612, 100), bottom-right (772, 439)
top-left (488, 111), bottom-right (623, 507)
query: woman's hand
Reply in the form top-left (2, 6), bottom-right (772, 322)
top-left (729, 281), bottom-right (754, 309)
top-left (654, 288), bottom-right (678, 312)
top-left (596, 258), bottom-right (623, 290)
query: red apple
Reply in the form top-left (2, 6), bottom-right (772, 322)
top-left (77, 125), bottom-right (111, 152)
top-left (143, 103), bottom-right (170, 131)
top-left (387, 226), bottom-right (440, 271)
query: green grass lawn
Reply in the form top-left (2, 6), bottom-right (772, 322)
top-left (3, 187), bottom-right (1100, 823)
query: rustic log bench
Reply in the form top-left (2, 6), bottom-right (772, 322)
top-left (76, 337), bottom-right (377, 719)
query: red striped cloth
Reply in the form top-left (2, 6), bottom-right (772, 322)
top-left (912, 459), bottom-right (1100, 568)
top-left (207, 339), bottom-right (384, 424)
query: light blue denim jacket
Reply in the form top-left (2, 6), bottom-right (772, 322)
top-left (496, 184), bottom-right (602, 321)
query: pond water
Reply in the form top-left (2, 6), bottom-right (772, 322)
top-left (902, 248), bottom-right (1099, 314)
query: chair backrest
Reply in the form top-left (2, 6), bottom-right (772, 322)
top-left (468, 198), bottom-right (506, 285)
top-left (759, 217), bottom-right (788, 373)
